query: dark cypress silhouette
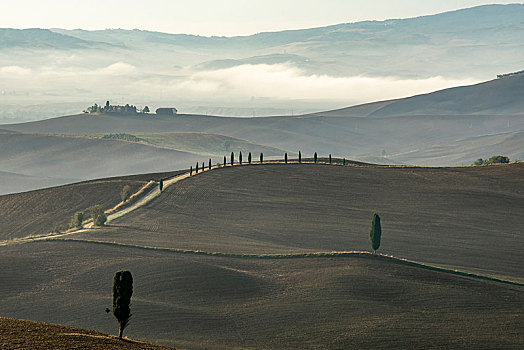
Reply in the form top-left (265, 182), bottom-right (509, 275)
top-left (248, 152), bottom-right (252, 164)
top-left (299, 151), bottom-right (302, 163)
top-left (239, 152), bottom-right (243, 165)
top-left (329, 154), bottom-right (332, 164)
top-left (285, 153), bottom-right (288, 164)
top-left (223, 156), bottom-right (226, 167)
top-left (343, 158), bottom-right (346, 166)
top-left (196, 162), bottom-right (199, 173)
top-left (159, 179), bottom-right (164, 192)
top-left (112, 270), bottom-right (133, 339)
top-left (190, 166), bottom-right (193, 176)
top-left (231, 152), bottom-right (234, 166)
top-left (370, 213), bottom-right (382, 253)
top-left (202, 162), bottom-right (205, 171)
top-left (260, 153), bottom-right (264, 163)
top-left (314, 152), bottom-right (318, 163)
top-left (209, 159), bottom-right (212, 170)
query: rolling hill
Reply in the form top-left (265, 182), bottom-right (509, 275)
top-left (1, 162), bottom-right (523, 349)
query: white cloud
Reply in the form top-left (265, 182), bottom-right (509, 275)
top-left (98, 62), bottom-right (137, 76)
top-left (0, 65), bottom-right (31, 75)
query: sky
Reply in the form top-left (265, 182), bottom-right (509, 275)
top-left (0, 0), bottom-right (520, 36)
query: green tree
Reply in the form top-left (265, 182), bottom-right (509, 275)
top-left (473, 158), bottom-right (484, 166)
top-left (329, 154), bottom-right (332, 164)
top-left (89, 205), bottom-right (107, 227)
top-left (143, 106), bottom-right (150, 113)
top-left (299, 151), bottom-right (302, 163)
top-left (190, 166), bottom-right (193, 176)
top-left (248, 152), bottom-right (252, 164)
top-left (314, 152), bottom-right (318, 163)
top-left (285, 153), bottom-right (288, 164)
top-left (239, 151), bottom-right (243, 165)
top-left (120, 185), bottom-right (131, 202)
top-left (343, 158), bottom-right (346, 166)
top-left (209, 158), bottom-right (212, 170)
top-left (112, 270), bottom-right (133, 339)
top-left (231, 152), bottom-right (235, 166)
top-left (159, 179), bottom-right (164, 192)
top-left (370, 213), bottom-right (382, 253)
top-left (487, 155), bottom-right (510, 164)
top-left (260, 153), bottom-right (264, 163)
top-left (223, 156), bottom-right (226, 167)
top-left (69, 212), bottom-right (84, 229)
top-left (196, 162), bottom-right (199, 173)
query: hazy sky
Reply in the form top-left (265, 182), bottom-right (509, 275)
top-left (1, 0), bottom-right (520, 36)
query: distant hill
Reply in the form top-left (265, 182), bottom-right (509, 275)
top-left (0, 28), bottom-right (114, 49)
top-left (313, 73), bottom-right (524, 117)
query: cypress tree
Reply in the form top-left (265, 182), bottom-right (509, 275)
top-left (299, 151), bottom-right (302, 163)
top-left (329, 154), bottom-right (332, 164)
top-left (190, 166), bottom-right (193, 176)
top-left (231, 152), bottom-right (234, 166)
top-left (239, 151), bottom-right (243, 165)
top-left (196, 162), bottom-right (199, 173)
top-left (209, 159), bottom-right (212, 170)
top-left (260, 153), bottom-right (264, 163)
top-left (248, 152), bottom-right (252, 164)
top-left (343, 158), bottom-right (346, 166)
top-left (314, 152), bottom-right (318, 163)
top-left (113, 270), bottom-right (133, 339)
top-left (285, 153), bottom-right (288, 164)
top-left (223, 156), bottom-right (226, 167)
top-left (159, 179), bottom-right (164, 192)
top-left (202, 162), bottom-right (205, 171)
top-left (370, 213), bottom-right (382, 253)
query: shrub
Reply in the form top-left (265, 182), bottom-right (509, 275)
top-left (370, 213), bottom-right (382, 253)
top-left (473, 158), bottom-right (484, 166)
top-left (487, 155), bottom-right (510, 164)
top-left (89, 205), bottom-right (107, 226)
top-left (70, 212), bottom-right (84, 229)
top-left (120, 185), bottom-right (132, 202)
top-left (112, 270), bottom-right (133, 339)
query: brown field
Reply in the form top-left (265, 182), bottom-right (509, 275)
top-left (0, 170), bottom-right (183, 241)
top-left (1, 163), bottom-right (523, 349)
top-left (0, 240), bottom-right (522, 350)
top-left (72, 162), bottom-right (524, 281)
top-left (0, 317), bottom-right (177, 350)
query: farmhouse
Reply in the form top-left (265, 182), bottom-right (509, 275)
top-left (156, 107), bottom-right (178, 115)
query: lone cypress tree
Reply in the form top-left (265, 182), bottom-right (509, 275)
top-left (370, 213), bottom-right (382, 253)
top-left (112, 270), bottom-right (133, 339)
top-left (196, 162), bottom-right (199, 173)
top-left (209, 159), bottom-right (212, 170)
top-left (314, 152), bottom-right (318, 163)
top-left (329, 154), bottom-right (332, 164)
top-left (231, 152), bottom-right (234, 166)
top-left (202, 162), bottom-right (205, 171)
top-left (248, 152), bottom-right (252, 164)
top-left (159, 179), bottom-right (164, 192)
top-left (239, 152), bottom-right (243, 165)
top-left (285, 153), bottom-right (288, 164)
top-left (343, 158), bottom-right (346, 166)
top-left (260, 153), bottom-right (264, 163)
top-left (190, 166), bottom-right (193, 176)
top-left (299, 151), bottom-right (302, 163)
top-left (223, 156), bottom-right (226, 167)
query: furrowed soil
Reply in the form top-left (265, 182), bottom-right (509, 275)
top-left (0, 170), bottom-right (183, 241)
top-left (0, 317), bottom-right (177, 350)
top-left (72, 163), bottom-right (524, 281)
top-left (0, 240), bottom-right (522, 349)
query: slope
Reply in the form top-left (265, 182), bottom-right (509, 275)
top-left (70, 163), bottom-right (524, 281)
top-left (0, 171), bottom-right (182, 241)
top-left (0, 240), bottom-right (522, 349)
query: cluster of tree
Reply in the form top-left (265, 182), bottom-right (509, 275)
top-left (85, 101), bottom-right (150, 114)
top-left (102, 133), bottom-right (143, 142)
top-left (472, 155), bottom-right (510, 166)
top-left (69, 205), bottom-right (107, 229)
